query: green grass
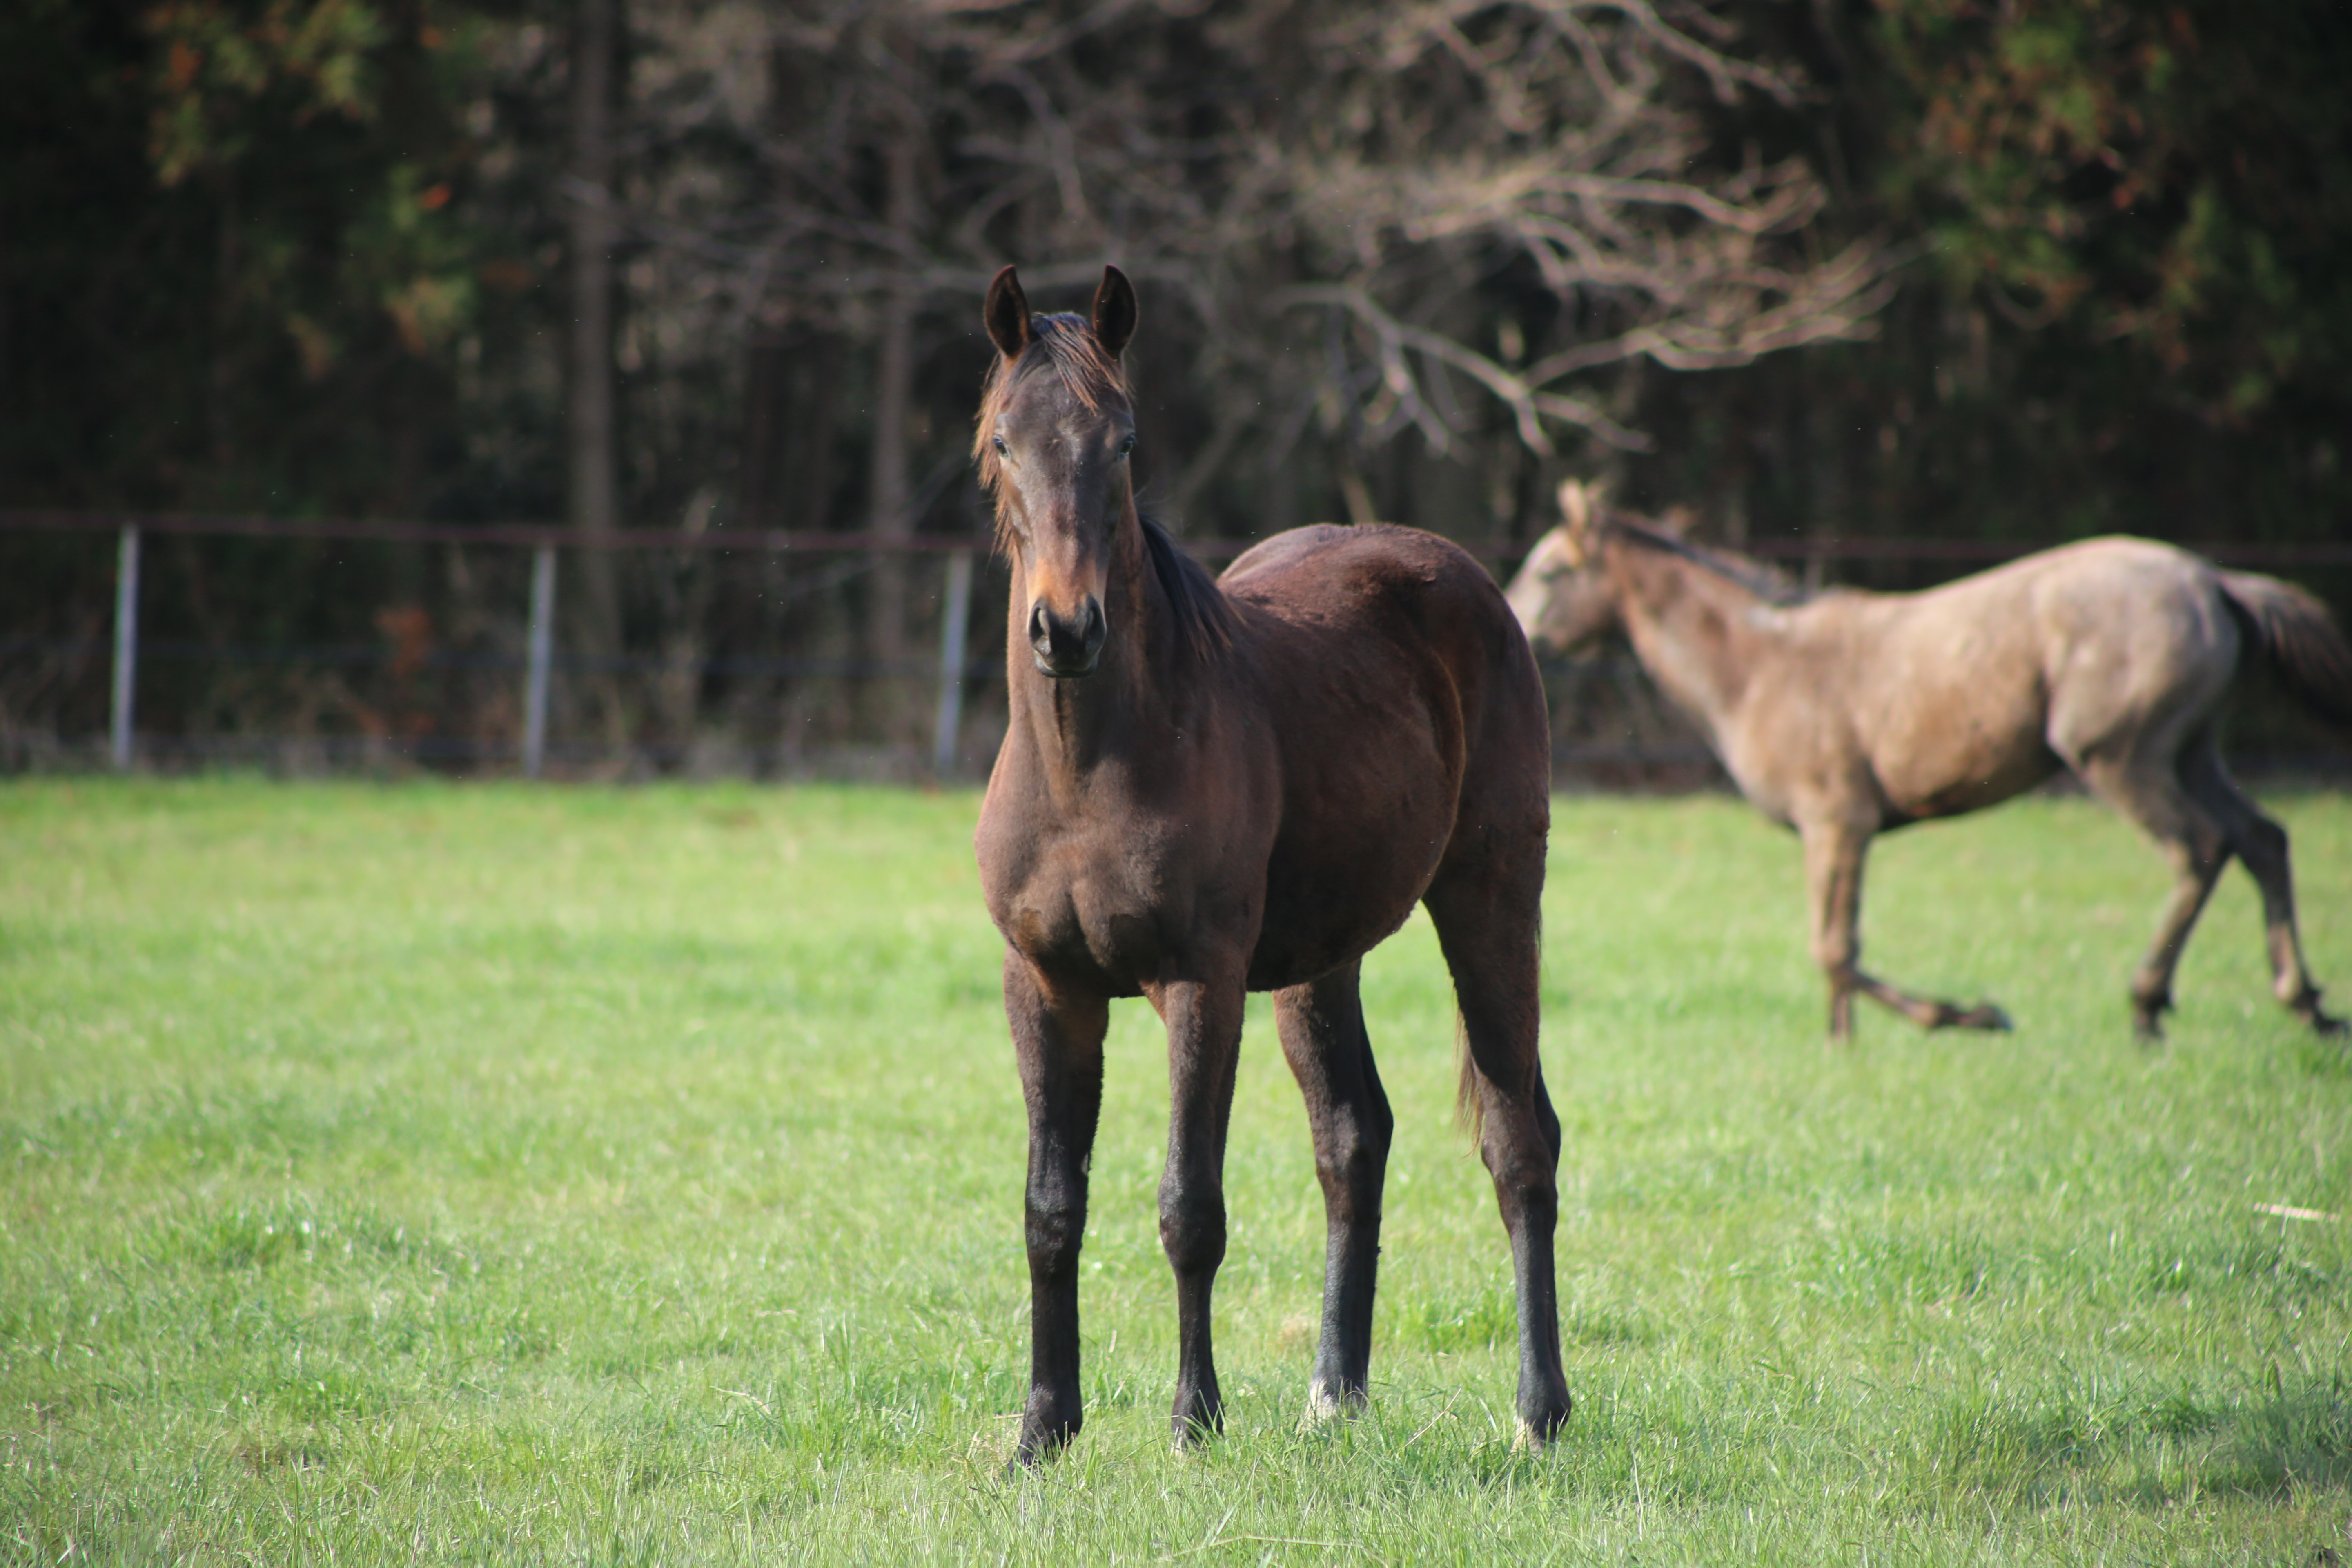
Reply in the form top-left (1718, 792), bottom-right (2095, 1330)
top-left (2, 780), bottom-right (2348, 1564)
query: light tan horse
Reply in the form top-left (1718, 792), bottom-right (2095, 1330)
top-left (1507, 482), bottom-right (2352, 1041)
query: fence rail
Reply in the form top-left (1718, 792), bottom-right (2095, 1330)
top-left (10, 506), bottom-right (2352, 564)
top-left (6, 508), bottom-right (2349, 780)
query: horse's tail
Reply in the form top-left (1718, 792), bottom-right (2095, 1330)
top-left (1454, 1012), bottom-right (1483, 1137)
top-left (2218, 570), bottom-right (2352, 728)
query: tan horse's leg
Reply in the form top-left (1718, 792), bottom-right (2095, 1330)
top-left (2178, 741), bottom-right (2344, 1036)
top-left (2073, 751), bottom-right (2231, 1040)
top-left (1801, 816), bottom-right (2011, 1042)
top-left (1801, 818), bottom-right (1869, 1041)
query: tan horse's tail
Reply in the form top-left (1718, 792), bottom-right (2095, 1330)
top-left (2219, 570), bottom-right (2352, 728)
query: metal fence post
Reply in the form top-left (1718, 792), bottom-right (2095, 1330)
top-left (524, 543), bottom-right (557, 778)
top-left (932, 546), bottom-right (976, 779)
top-left (110, 524), bottom-right (141, 770)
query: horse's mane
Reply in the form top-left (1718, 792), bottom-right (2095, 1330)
top-left (1606, 512), bottom-right (1810, 609)
top-left (1140, 510), bottom-right (1238, 663)
top-left (974, 310), bottom-right (1235, 664)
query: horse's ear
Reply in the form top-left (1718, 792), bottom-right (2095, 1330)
top-left (1091, 265), bottom-right (1137, 360)
top-left (984, 266), bottom-right (1031, 361)
top-left (1557, 479), bottom-right (1602, 566)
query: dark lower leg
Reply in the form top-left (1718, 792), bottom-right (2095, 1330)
top-left (1275, 970), bottom-right (1391, 1418)
top-left (1154, 974), bottom-right (1243, 1445)
top-left (1425, 865), bottom-right (1570, 1443)
top-left (1005, 958), bottom-right (1106, 1464)
top-left (1479, 1089), bottom-right (1571, 1441)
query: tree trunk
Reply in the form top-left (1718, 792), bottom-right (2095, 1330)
top-left (860, 102), bottom-right (924, 753)
top-left (737, 334), bottom-right (789, 530)
top-left (568, 0), bottom-right (625, 755)
top-left (866, 118), bottom-right (920, 703)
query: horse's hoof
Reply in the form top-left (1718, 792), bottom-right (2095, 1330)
top-left (1512, 1409), bottom-right (1571, 1452)
top-left (1960, 1002), bottom-right (2012, 1032)
top-left (1170, 1390), bottom-right (1225, 1450)
top-left (1514, 1385), bottom-right (1572, 1449)
top-left (2132, 1012), bottom-right (2166, 1044)
top-left (2309, 1009), bottom-right (2347, 1039)
top-left (1009, 1432), bottom-right (1069, 1470)
top-left (1011, 1395), bottom-right (1081, 1468)
top-left (1300, 1381), bottom-right (1365, 1430)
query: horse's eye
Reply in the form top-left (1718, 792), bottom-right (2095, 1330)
top-left (1118, 435), bottom-right (1136, 458)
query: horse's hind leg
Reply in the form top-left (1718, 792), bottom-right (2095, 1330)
top-left (2179, 739), bottom-right (2344, 1035)
top-left (2073, 750), bottom-right (2231, 1040)
top-left (1273, 960), bottom-right (1393, 1421)
top-left (1423, 862), bottom-right (1572, 1445)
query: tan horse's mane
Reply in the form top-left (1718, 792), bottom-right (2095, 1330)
top-left (1604, 510), bottom-right (1810, 609)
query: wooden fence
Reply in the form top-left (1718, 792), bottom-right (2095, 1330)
top-left (6, 509), bottom-right (2349, 780)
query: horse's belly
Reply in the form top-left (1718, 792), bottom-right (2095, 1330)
top-left (1243, 885), bottom-right (1419, 992)
top-left (1872, 722), bottom-right (2057, 820)
top-left (1243, 817), bottom-right (1449, 991)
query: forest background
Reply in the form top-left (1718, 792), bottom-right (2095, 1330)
top-left (2, 0), bottom-right (2348, 774)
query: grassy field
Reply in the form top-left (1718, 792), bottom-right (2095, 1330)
top-left (1, 779), bottom-right (2348, 1565)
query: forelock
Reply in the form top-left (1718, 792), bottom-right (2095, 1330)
top-left (973, 312), bottom-right (1133, 551)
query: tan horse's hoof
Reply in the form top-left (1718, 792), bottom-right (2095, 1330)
top-left (1926, 1000), bottom-right (2011, 1031)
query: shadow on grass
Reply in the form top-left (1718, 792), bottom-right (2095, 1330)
top-left (1917, 1375), bottom-right (2352, 1508)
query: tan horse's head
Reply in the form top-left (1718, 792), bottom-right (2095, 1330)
top-left (1505, 480), bottom-right (1621, 655)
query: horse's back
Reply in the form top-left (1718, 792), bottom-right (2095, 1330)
top-left (1222, 524), bottom-right (1546, 765)
top-left (1829, 537), bottom-right (2238, 811)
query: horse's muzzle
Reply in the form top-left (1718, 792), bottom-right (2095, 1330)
top-left (1029, 595), bottom-right (1105, 678)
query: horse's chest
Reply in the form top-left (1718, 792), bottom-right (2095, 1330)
top-left (981, 824), bottom-right (1200, 990)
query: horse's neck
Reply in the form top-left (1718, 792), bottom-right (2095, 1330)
top-left (1002, 520), bottom-right (1184, 792)
top-left (1608, 538), bottom-right (1775, 742)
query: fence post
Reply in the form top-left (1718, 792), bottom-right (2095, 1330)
top-left (109, 524), bottom-right (141, 771)
top-left (932, 546), bottom-right (976, 779)
top-left (524, 543), bottom-right (557, 779)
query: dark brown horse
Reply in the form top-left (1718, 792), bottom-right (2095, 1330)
top-left (1507, 482), bottom-right (2352, 1042)
top-left (972, 265), bottom-right (1567, 1463)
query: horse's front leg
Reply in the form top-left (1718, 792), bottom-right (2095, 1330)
top-left (1800, 817), bottom-right (1872, 1041)
top-left (1005, 952), bottom-right (1108, 1466)
top-left (1148, 964), bottom-right (1247, 1446)
top-left (1800, 816), bottom-right (2009, 1040)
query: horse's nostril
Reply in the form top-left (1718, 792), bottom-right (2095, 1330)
top-left (1029, 601), bottom-right (1051, 648)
